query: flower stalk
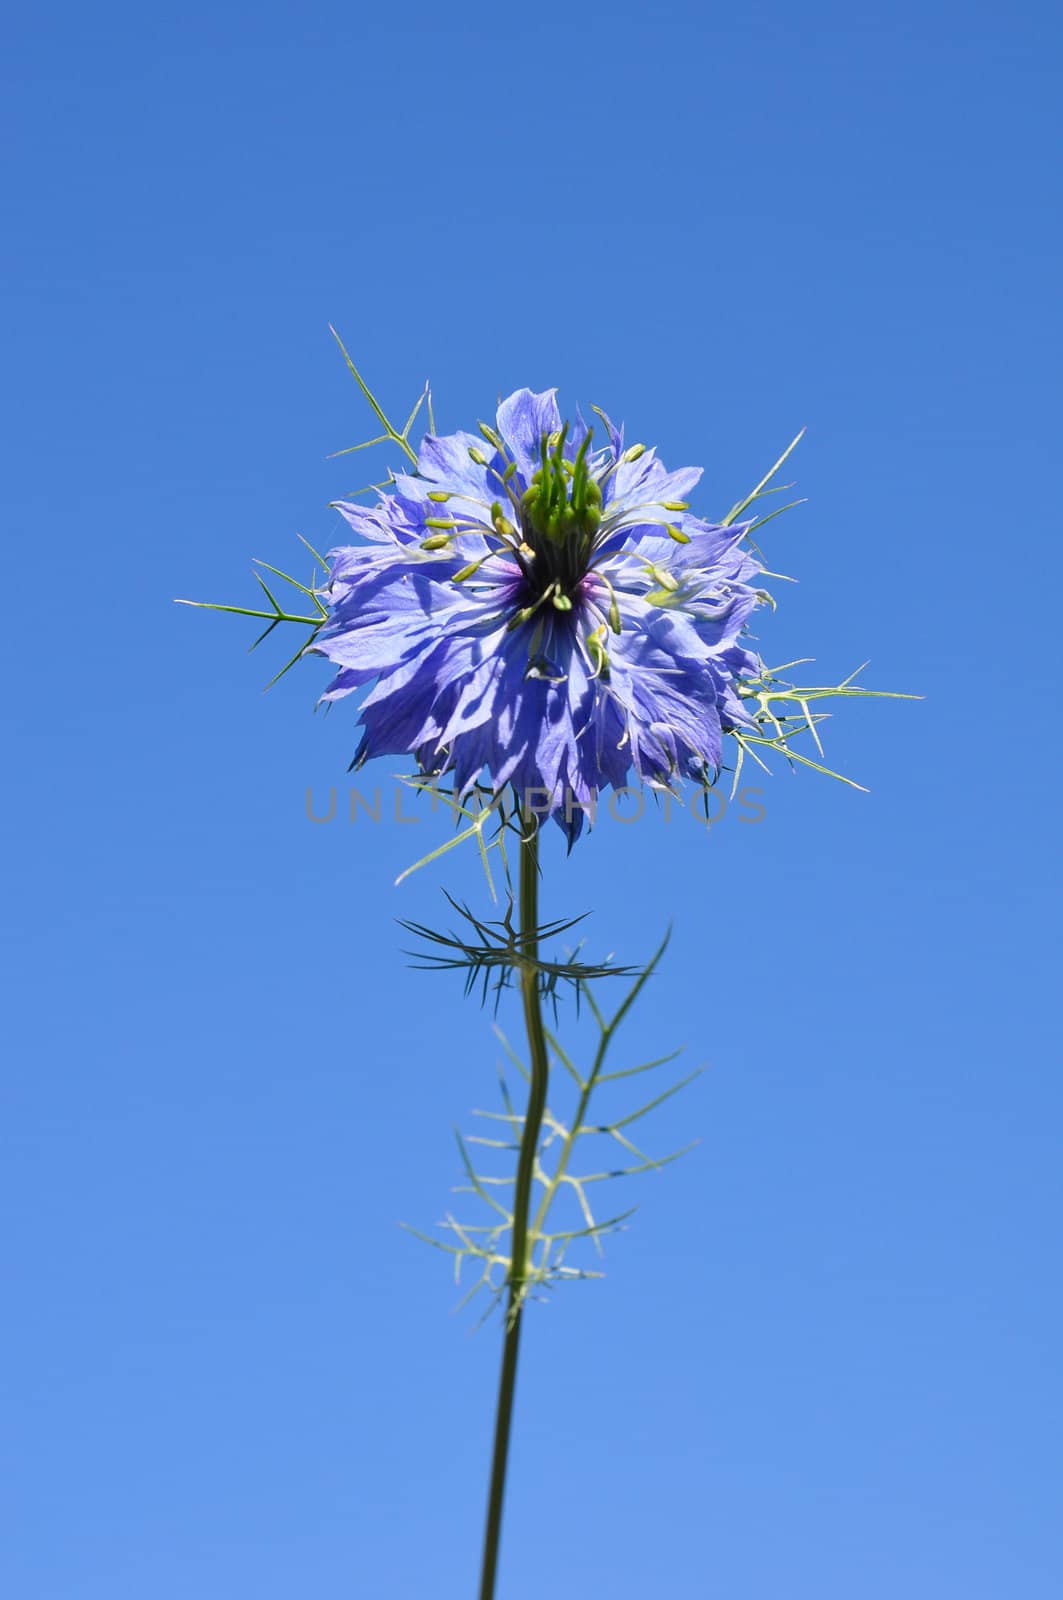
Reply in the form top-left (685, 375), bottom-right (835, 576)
top-left (478, 809), bottom-right (549, 1600)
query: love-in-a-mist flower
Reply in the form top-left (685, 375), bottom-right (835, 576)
top-left (179, 345), bottom-right (916, 1600)
top-left (315, 388), bottom-right (765, 839)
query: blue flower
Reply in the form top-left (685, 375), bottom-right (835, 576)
top-left (315, 388), bottom-right (764, 839)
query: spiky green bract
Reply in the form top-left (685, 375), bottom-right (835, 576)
top-left (402, 930), bottom-right (694, 1319)
top-left (400, 891), bottom-right (638, 1012)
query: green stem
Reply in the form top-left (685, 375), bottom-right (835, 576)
top-left (478, 813), bottom-right (549, 1600)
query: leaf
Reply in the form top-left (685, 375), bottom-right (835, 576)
top-left (329, 325), bottom-right (419, 465)
top-left (721, 428), bottom-right (806, 526)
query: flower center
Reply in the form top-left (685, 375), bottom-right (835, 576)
top-left (521, 425), bottom-right (602, 545)
top-left (518, 425), bottom-right (601, 603)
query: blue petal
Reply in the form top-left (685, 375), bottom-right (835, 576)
top-left (495, 388), bottom-right (562, 483)
top-left (417, 430), bottom-right (495, 499)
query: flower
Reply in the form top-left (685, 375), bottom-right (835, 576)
top-left (315, 388), bottom-right (764, 840)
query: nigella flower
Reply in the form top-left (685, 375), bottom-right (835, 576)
top-left (178, 344), bottom-right (915, 1600)
top-left (315, 388), bottom-right (765, 840)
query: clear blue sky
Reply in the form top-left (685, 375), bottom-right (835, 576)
top-left (3, 2), bottom-right (1061, 1596)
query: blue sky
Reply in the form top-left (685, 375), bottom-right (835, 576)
top-left (2, 2), bottom-right (1061, 1596)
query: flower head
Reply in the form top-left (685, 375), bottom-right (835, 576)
top-left (315, 388), bottom-right (764, 840)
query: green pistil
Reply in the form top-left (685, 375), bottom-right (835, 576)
top-left (520, 426), bottom-right (603, 553)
